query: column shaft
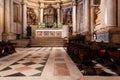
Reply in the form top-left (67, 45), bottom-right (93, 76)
top-left (72, 1), bottom-right (77, 35)
top-left (2, 0), bottom-right (10, 41)
top-left (107, 0), bottom-right (116, 26)
top-left (84, 0), bottom-right (90, 32)
top-left (57, 8), bottom-right (60, 23)
top-left (40, 8), bottom-right (43, 23)
top-left (40, 3), bottom-right (44, 23)
top-left (22, 0), bottom-right (27, 37)
top-left (4, 0), bottom-right (10, 33)
top-left (90, 6), bottom-right (94, 33)
top-left (118, 0), bottom-right (120, 26)
top-left (100, 0), bottom-right (106, 28)
top-left (57, 3), bottom-right (61, 23)
top-left (10, 0), bottom-right (13, 33)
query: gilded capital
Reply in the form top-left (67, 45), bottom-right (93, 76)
top-left (22, 0), bottom-right (27, 5)
top-left (57, 3), bottom-right (61, 9)
top-left (40, 2), bottom-right (44, 9)
top-left (72, 1), bottom-right (76, 6)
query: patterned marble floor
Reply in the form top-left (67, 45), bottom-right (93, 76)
top-left (0, 47), bottom-right (119, 80)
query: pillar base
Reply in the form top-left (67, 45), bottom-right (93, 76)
top-left (2, 32), bottom-right (16, 42)
top-left (72, 32), bottom-right (77, 35)
top-left (8, 32), bottom-right (16, 40)
top-left (2, 32), bottom-right (9, 42)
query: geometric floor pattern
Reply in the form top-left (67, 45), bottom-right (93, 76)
top-left (0, 48), bottom-right (50, 77)
top-left (0, 47), bottom-right (119, 80)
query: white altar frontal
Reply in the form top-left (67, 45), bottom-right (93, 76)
top-left (36, 29), bottom-right (63, 38)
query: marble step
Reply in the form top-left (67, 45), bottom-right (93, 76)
top-left (30, 37), bottom-right (65, 47)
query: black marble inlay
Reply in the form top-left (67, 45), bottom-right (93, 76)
top-left (40, 62), bottom-right (46, 65)
top-left (0, 67), bottom-right (12, 71)
top-left (11, 62), bottom-right (19, 65)
top-left (23, 62), bottom-right (36, 66)
top-left (18, 59), bottom-right (24, 61)
top-left (31, 72), bottom-right (41, 76)
top-left (5, 73), bottom-right (25, 77)
top-left (0, 49), bottom-right (50, 77)
top-left (36, 66), bottom-right (44, 71)
top-left (32, 56), bottom-right (41, 58)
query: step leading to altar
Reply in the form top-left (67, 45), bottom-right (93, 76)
top-left (30, 37), bottom-right (65, 47)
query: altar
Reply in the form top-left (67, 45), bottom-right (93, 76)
top-left (36, 29), bottom-right (64, 38)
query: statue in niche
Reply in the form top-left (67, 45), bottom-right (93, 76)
top-left (27, 7), bottom-right (38, 25)
top-left (43, 4), bottom-right (57, 28)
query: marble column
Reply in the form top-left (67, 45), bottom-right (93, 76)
top-left (72, 1), bottom-right (77, 35)
top-left (100, 0), bottom-right (106, 28)
top-left (22, 0), bottom-right (27, 37)
top-left (118, 0), bottom-right (120, 26)
top-left (84, 0), bottom-right (90, 33)
top-left (90, 0), bottom-right (96, 41)
top-left (40, 3), bottom-right (44, 23)
top-left (39, 7), bottom-right (41, 22)
top-left (90, 7), bottom-right (94, 33)
top-left (107, 0), bottom-right (116, 27)
top-left (2, 0), bottom-right (10, 41)
top-left (8, 0), bottom-right (14, 40)
top-left (57, 3), bottom-right (61, 23)
top-left (10, 0), bottom-right (13, 33)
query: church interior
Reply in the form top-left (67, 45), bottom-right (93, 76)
top-left (0, 0), bottom-right (120, 80)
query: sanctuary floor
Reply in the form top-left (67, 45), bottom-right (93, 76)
top-left (0, 47), bottom-right (119, 80)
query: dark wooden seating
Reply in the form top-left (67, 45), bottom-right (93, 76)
top-left (66, 37), bottom-right (120, 65)
top-left (0, 41), bottom-right (16, 57)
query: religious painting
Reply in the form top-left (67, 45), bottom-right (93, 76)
top-left (27, 7), bottom-right (38, 25)
top-left (55, 31), bottom-right (61, 37)
top-left (49, 31), bottom-right (55, 37)
top-left (37, 31), bottom-right (43, 37)
top-left (62, 8), bottom-right (72, 25)
top-left (44, 31), bottom-right (49, 37)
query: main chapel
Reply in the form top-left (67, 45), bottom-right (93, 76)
top-left (0, 0), bottom-right (120, 80)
